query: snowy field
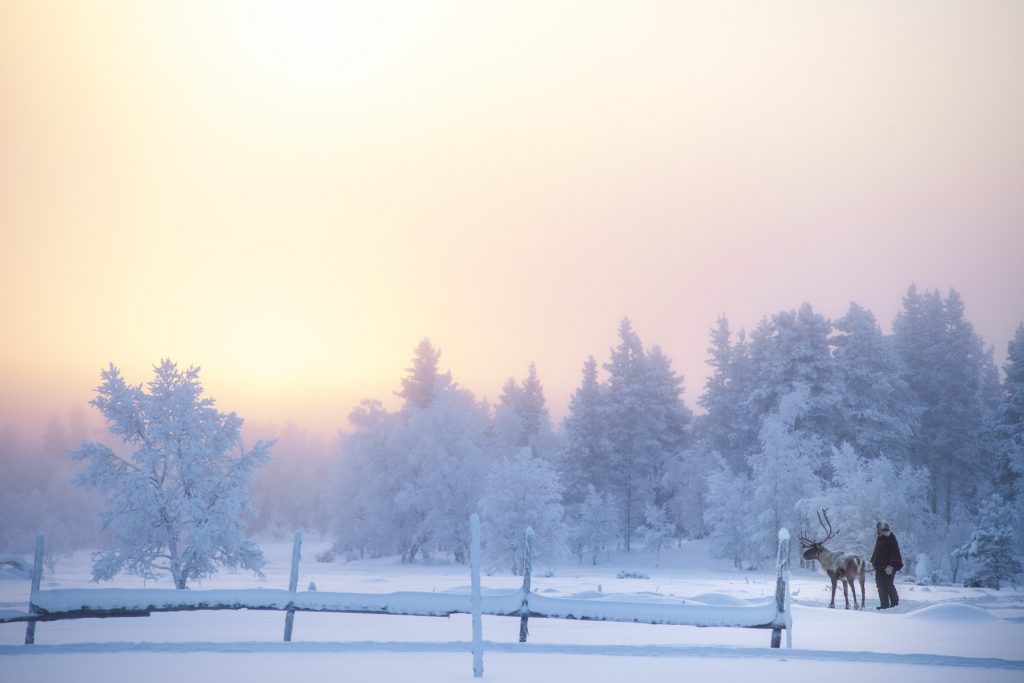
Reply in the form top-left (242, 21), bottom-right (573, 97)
top-left (2, 539), bottom-right (1023, 682)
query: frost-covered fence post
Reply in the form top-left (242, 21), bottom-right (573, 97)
top-left (771, 528), bottom-right (791, 649)
top-left (470, 514), bottom-right (483, 678)
top-left (283, 530), bottom-right (302, 642)
top-left (518, 526), bottom-right (534, 643)
top-left (24, 534), bottom-right (43, 645)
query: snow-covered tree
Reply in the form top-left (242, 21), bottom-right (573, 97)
top-left (893, 287), bottom-right (990, 524)
top-left (332, 400), bottom-right (409, 559)
top-left (637, 503), bottom-right (676, 566)
top-left (704, 465), bottom-right (757, 568)
top-left (560, 357), bottom-right (610, 508)
top-left (397, 338), bottom-right (451, 410)
top-left (996, 324), bottom-right (1024, 559)
top-left (696, 317), bottom-right (757, 473)
top-left (480, 448), bottom-right (565, 574)
top-left (494, 363), bottom-right (559, 461)
top-left (661, 447), bottom-right (717, 539)
top-left (745, 385), bottom-right (825, 562)
top-left (70, 361), bottom-right (271, 588)
top-left (603, 319), bottom-right (650, 549)
top-left (953, 494), bottom-right (1022, 589)
top-left (603, 319), bottom-right (691, 550)
top-left (798, 442), bottom-right (933, 570)
top-left (746, 304), bottom-right (836, 442)
top-left (333, 342), bottom-right (492, 564)
top-left (831, 302), bottom-right (918, 462)
top-left (394, 385), bottom-right (492, 563)
top-left (566, 484), bottom-right (619, 565)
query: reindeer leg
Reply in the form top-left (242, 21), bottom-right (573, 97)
top-left (829, 578), bottom-right (837, 608)
top-left (842, 578), bottom-right (850, 609)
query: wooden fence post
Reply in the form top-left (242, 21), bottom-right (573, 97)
top-left (24, 534), bottom-right (43, 645)
top-left (283, 530), bottom-right (302, 642)
top-left (771, 528), bottom-right (791, 649)
top-left (470, 514), bottom-right (483, 678)
top-left (518, 526), bottom-right (534, 643)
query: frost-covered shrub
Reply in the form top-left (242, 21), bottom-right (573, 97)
top-left (912, 553), bottom-right (948, 585)
top-left (315, 547), bottom-right (337, 563)
top-left (617, 570), bottom-right (649, 579)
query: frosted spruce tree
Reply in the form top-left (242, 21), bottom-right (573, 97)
top-left (560, 356), bottom-right (610, 509)
top-left (893, 287), bottom-right (991, 524)
top-left (831, 302), bottom-right (918, 462)
top-left (696, 316), bottom-right (757, 473)
top-left (996, 324), bottom-right (1024, 559)
top-left (494, 363), bottom-right (559, 461)
top-left (954, 494), bottom-right (1022, 589)
top-left (71, 360), bottom-right (272, 588)
top-left (397, 338), bottom-right (452, 410)
top-left (603, 320), bottom-right (691, 550)
top-left (746, 303), bottom-right (837, 451)
top-left (603, 319), bottom-right (650, 551)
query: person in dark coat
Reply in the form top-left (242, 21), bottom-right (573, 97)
top-left (870, 520), bottom-right (903, 609)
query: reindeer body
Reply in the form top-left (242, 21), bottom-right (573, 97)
top-left (800, 509), bottom-right (866, 610)
top-left (804, 545), bottom-right (866, 609)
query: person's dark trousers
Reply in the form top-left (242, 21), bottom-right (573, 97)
top-left (876, 570), bottom-right (899, 609)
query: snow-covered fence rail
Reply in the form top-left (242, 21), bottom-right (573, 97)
top-left (4, 525), bottom-right (792, 656)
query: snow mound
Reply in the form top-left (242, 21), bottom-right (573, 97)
top-left (688, 593), bottom-right (749, 606)
top-left (591, 591), bottom-right (680, 604)
top-left (0, 556), bottom-right (30, 581)
top-left (564, 591), bottom-right (686, 605)
top-left (441, 586), bottom-right (512, 597)
top-left (903, 603), bottom-right (997, 622)
top-left (0, 567), bottom-right (30, 581)
top-left (568, 591), bottom-right (604, 600)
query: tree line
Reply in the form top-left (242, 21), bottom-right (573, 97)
top-left (0, 285), bottom-right (1021, 589)
top-left (331, 286), bottom-right (1023, 587)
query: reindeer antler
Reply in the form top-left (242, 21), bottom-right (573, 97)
top-left (800, 508), bottom-right (838, 548)
top-left (817, 508), bottom-right (838, 544)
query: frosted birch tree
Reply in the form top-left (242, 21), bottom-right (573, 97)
top-left (566, 484), bottom-right (619, 565)
top-left (70, 361), bottom-right (271, 588)
top-left (480, 448), bottom-right (564, 574)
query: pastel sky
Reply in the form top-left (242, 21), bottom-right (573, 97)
top-left (2, 1), bottom-right (1022, 438)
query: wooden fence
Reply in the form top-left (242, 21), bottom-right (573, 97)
top-left (2, 519), bottom-right (792, 675)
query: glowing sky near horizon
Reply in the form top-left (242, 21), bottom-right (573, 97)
top-left (2, 1), bottom-right (1023, 438)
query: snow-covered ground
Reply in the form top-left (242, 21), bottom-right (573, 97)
top-left (2, 538), bottom-right (1022, 682)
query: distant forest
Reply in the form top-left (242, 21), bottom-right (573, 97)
top-left (3, 285), bottom-right (1022, 588)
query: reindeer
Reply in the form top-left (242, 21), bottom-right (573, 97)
top-left (799, 508), bottom-right (866, 610)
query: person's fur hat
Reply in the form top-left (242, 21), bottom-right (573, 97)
top-left (876, 520), bottom-right (891, 533)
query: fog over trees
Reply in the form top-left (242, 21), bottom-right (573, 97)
top-left (2, 285), bottom-right (1022, 588)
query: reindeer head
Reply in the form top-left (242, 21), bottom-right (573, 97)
top-left (798, 508), bottom-right (838, 561)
